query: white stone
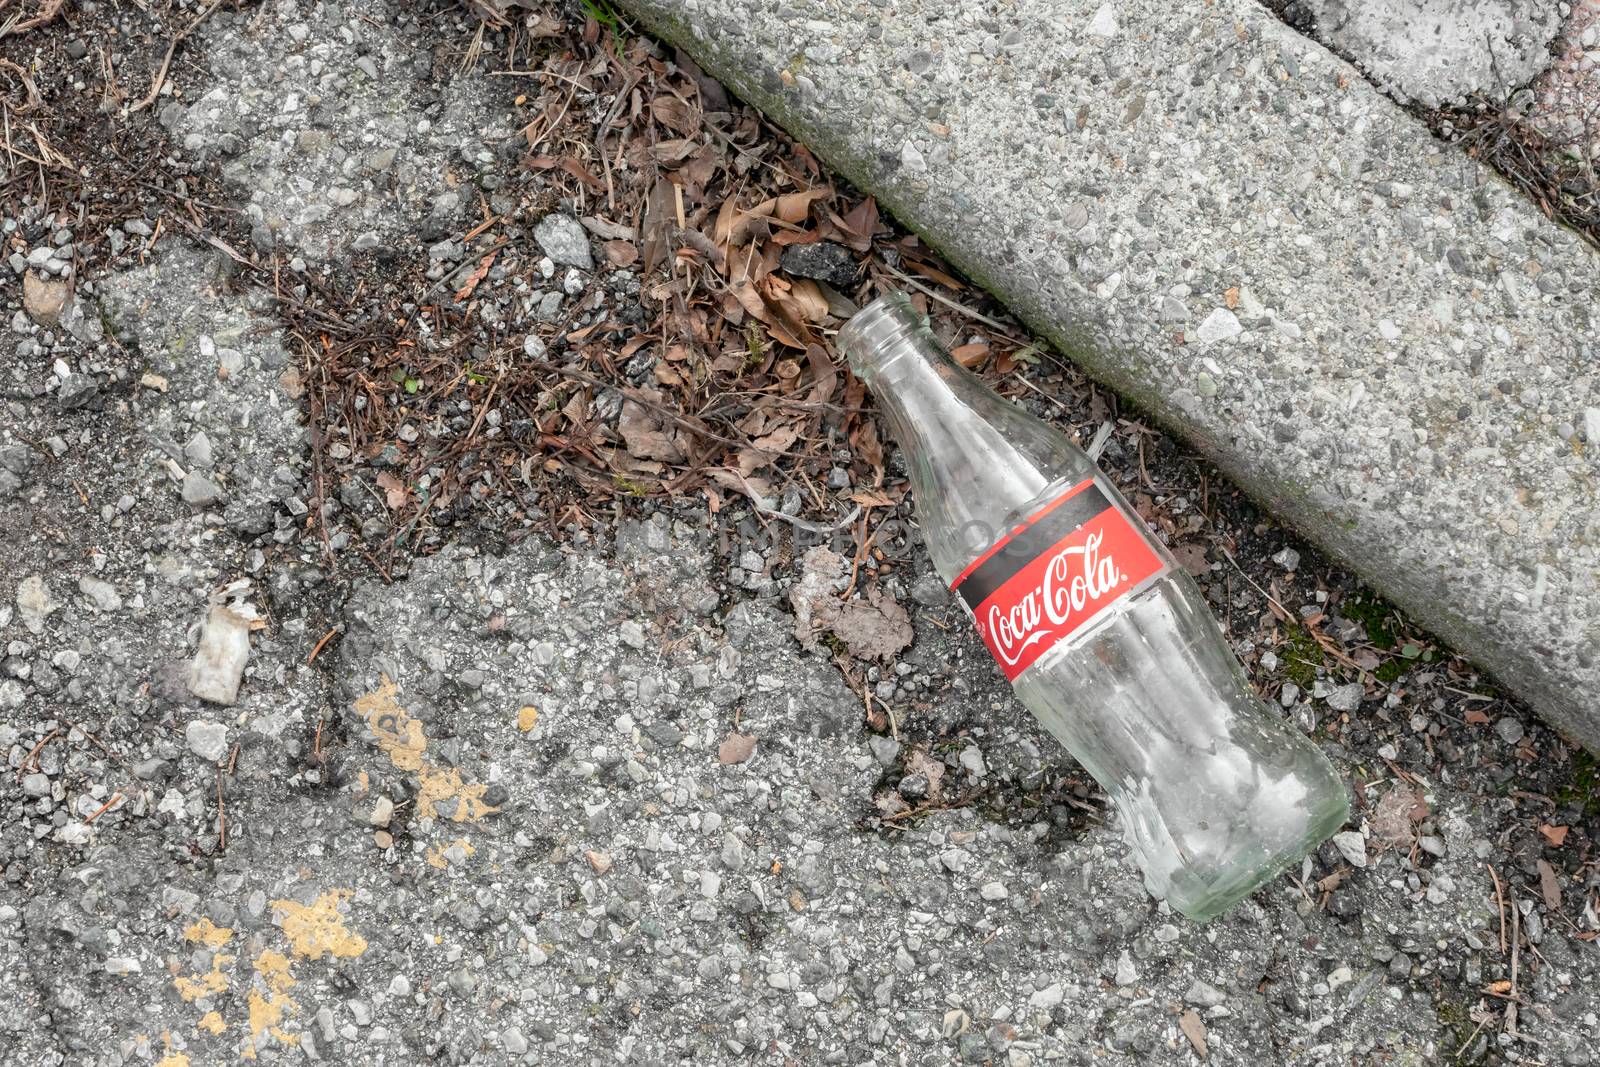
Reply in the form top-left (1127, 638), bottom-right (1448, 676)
top-left (533, 214), bottom-right (594, 270)
top-left (17, 574), bottom-right (58, 634)
top-left (1195, 307), bottom-right (1242, 345)
top-left (185, 720), bottom-right (230, 763)
top-left (78, 576), bottom-right (122, 612)
top-left (1028, 982), bottom-right (1064, 1009)
top-left (188, 584), bottom-right (258, 706)
top-left (1114, 950), bottom-right (1137, 986)
top-left (1087, 3), bottom-right (1119, 37)
top-left (900, 140), bottom-right (927, 175)
top-left (1332, 830), bottom-right (1368, 868)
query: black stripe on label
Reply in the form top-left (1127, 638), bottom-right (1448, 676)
top-left (954, 485), bottom-right (1112, 610)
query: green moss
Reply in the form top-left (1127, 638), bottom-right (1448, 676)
top-left (1342, 592), bottom-right (1398, 649)
top-left (1281, 625), bottom-right (1325, 688)
top-left (610, 474), bottom-right (652, 497)
top-left (1374, 660), bottom-right (1405, 684)
top-left (1557, 750), bottom-right (1600, 818)
top-left (743, 323), bottom-right (767, 369)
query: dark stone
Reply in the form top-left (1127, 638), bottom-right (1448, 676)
top-left (57, 376), bottom-right (100, 410)
top-left (897, 773), bottom-right (929, 801)
top-left (780, 241), bottom-right (860, 289)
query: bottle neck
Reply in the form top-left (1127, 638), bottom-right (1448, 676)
top-left (839, 294), bottom-right (1075, 577)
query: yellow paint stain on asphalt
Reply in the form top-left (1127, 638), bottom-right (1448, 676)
top-left (182, 917), bottom-right (234, 949)
top-left (173, 915), bottom-right (236, 1001)
top-left (196, 1011), bottom-right (225, 1035)
top-left (271, 890), bottom-right (369, 961)
top-left (155, 1032), bottom-right (189, 1067)
top-left (172, 954), bottom-right (233, 1002)
top-left (517, 705), bottom-right (539, 732)
top-left (354, 676), bottom-right (498, 822)
top-left (426, 837), bottom-right (476, 869)
top-left (243, 949), bottom-right (300, 1060)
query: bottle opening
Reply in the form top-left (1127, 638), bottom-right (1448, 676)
top-left (836, 291), bottom-right (926, 381)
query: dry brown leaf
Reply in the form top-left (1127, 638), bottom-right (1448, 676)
top-left (783, 277), bottom-right (830, 323)
top-left (1370, 785), bottom-right (1418, 851)
top-left (707, 467), bottom-right (773, 502)
top-left (453, 251), bottom-right (496, 302)
top-left (1464, 708), bottom-right (1491, 724)
top-left (720, 191), bottom-right (827, 247)
top-left (718, 731), bottom-right (757, 764)
top-left (875, 790), bottom-right (910, 817)
top-left (582, 215), bottom-right (637, 240)
top-left (1170, 543), bottom-right (1210, 577)
top-left (849, 489), bottom-right (894, 508)
top-left (736, 417), bottom-right (801, 475)
top-left (718, 196), bottom-right (778, 246)
top-left (618, 392), bottom-right (687, 463)
top-left (678, 144), bottom-right (722, 195)
top-left (727, 276), bottom-right (770, 325)
top-left (375, 471), bottom-right (408, 511)
top-left (641, 179), bottom-right (676, 276)
top-left (760, 283), bottom-right (814, 349)
top-left (1178, 1010), bottom-right (1208, 1058)
top-left (1539, 823), bottom-right (1569, 846)
top-left (836, 197), bottom-right (882, 251)
top-left (651, 95), bottom-right (700, 136)
top-left (651, 139), bottom-right (699, 164)
top-left (851, 418), bottom-right (884, 476)
top-left (949, 342), bottom-right (989, 368)
top-left (775, 187), bottom-right (831, 224)
top-left (906, 748), bottom-right (946, 801)
top-left (711, 197), bottom-right (743, 248)
top-left (676, 227), bottom-right (725, 268)
top-left (901, 253), bottom-right (964, 290)
top-left (603, 240), bottom-right (638, 268)
top-left (804, 344), bottom-right (838, 405)
top-left (560, 390), bottom-right (589, 429)
top-left (1537, 858), bottom-right (1563, 910)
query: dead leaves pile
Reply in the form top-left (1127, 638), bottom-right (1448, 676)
top-left (300, 10), bottom-right (1038, 565)
top-left (485, 34), bottom-right (914, 514)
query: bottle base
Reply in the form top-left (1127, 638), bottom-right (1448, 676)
top-left (1158, 790), bottom-right (1350, 923)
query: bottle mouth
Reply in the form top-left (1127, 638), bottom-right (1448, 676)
top-left (836, 291), bottom-right (924, 379)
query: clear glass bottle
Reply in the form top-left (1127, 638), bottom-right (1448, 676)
top-left (837, 292), bottom-right (1349, 920)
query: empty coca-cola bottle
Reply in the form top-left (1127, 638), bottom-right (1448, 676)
top-left (837, 291), bottom-right (1348, 920)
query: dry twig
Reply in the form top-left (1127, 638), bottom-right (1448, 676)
top-left (130, 0), bottom-right (226, 113)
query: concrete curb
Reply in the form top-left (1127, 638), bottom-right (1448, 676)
top-left (620, 0), bottom-right (1600, 748)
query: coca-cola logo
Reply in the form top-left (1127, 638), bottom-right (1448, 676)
top-left (983, 532), bottom-right (1128, 666)
top-left (953, 478), bottom-right (1165, 681)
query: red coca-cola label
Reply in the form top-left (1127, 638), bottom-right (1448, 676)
top-left (951, 479), bottom-right (1164, 680)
